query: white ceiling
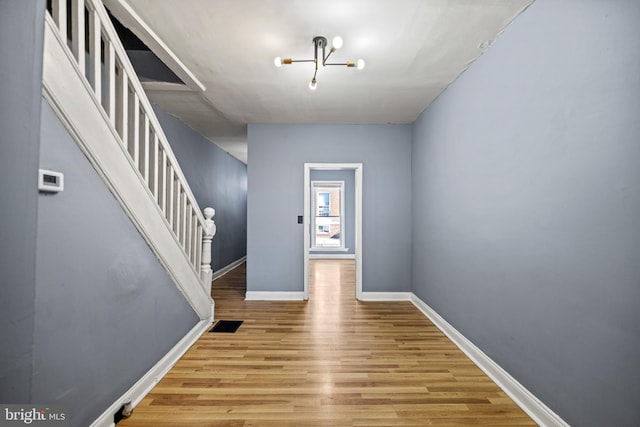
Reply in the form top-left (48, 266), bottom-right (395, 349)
top-left (109, 0), bottom-right (533, 163)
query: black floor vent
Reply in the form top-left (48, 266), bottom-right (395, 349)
top-left (209, 320), bottom-right (243, 333)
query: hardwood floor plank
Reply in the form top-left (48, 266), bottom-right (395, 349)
top-left (119, 260), bottom-right (534, 426)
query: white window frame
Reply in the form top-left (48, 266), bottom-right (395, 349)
top-left (310, 180), bottom-right (345, 251)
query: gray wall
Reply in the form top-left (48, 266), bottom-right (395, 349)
top-left (310, 169), bottom-right (355, 256)
top-left (34, 99), bottom-right (199, 427)
top-left (153, 105), bottom-right (247, 271)
top-left (411, 0), bottom-right (640, 425)
top-left (0, 0), bottom-right (45, 402)
top-left (247, 124), bottom-right (412, 293)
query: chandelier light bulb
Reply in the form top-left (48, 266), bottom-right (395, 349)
top-left (356, 59), bottom-right (366, 70)
top-left (332, 36), bottom-right (343, 49)
top-left (274, 56), bottom-right (283, 67)
top-left (309, 79), bottom-right (317, 90)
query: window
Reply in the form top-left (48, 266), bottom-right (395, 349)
top-left (311, 181), bottom-right (345, 250)
top-left (317, 225), bottom-right (330, 234)
top-left (317, 192), bottom-right (330, 216)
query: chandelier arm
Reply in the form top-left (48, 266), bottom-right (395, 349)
top-left (322, 48), bottom-right (337, 65)
top-left (324, 62), bottom-right (356, 67)
top-left (312, 57), bottom-right (319, 80)
top-left (289, 59), bottom-right (316, 63)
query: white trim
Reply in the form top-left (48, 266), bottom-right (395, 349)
top-left (245, 292), bottom-right (304, 301)
top-left (213, 256), bottom-right (247, 281)
top-left (89, 317), bottom-right (212, 427)
top-left (102, 0), bottom-right (205, 93)
top-left (309, 253), bottom-right (355, 260)
top-left (310, 247), bottom-right (350, 252)
top-left (141, 81), bottom-right (193, 92)
top-left (361, 292), bottom-right (413, 301)
top-left (304, 163), bottom-right (363, 301)
top-left (303, 167), bottom-right (310, 300)
top-left (409, 293), bottom-right (569, 427)
top-left (42, 16), bottom-right (213, 320)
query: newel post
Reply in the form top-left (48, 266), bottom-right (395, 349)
top-left (200, 207), bottom-right (216, 291)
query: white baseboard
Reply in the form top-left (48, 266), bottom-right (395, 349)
top-left (409, 293), bottom-right (569, 427)
top-left (245, 291), bottom-right (304, 301)
top-left (89, 317), bottom-right (213, 427)
top-left (309, 253), bottom-right (356, 259)
top-left (213, 256), bottom-right (246, 281)
top-left (360, 292), bottom-right (413, 301)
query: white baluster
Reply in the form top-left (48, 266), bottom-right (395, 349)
top-left (195, 224), bottom-right (203, 275)
top-left (71, 0), bottom-right (85, 72)
top-left (159, 149), bottom-right (167, 214)
top-left (104, 40), bottom-right (116, 124)
top-left (186, 203), bottom-right (193, 258)
top-left (141, 114), bottom-right (149, 182)
top-left (167, 165), bottom-right (174, 227)
top-left (88, 7), bottom-right (101, 100)
top-left (117, 65), bottom-right (128, 144)
top-left (52, 0), bottom-right (67, 41)
top-left (200, 207), bottom-right (217, 292)
top-left (151, 133), bottom-right (159, 200)
top-left (131, 94), bottom-right (140, 164)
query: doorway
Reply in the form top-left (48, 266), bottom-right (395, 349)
top-left (303, 163), bottom-right (362, 300)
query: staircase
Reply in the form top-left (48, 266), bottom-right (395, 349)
top-left (42, 0), bottom-right (215, 320)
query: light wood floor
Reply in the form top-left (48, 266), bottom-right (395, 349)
top-left (119, 260), bottom-right (535, 426)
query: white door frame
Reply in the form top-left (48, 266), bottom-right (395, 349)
top-left (304, 163), bottom-right (363, 300)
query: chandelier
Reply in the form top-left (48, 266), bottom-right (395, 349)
top-left (274, 36), bottom-right (365, 90)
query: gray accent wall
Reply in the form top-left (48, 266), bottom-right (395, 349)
top-left (310, 169), bottom-right (355, 256)
top-left (411, 0), bottom-right (640, 425)
top-left (153, 105), bottom-right (247, 271)
top-left (247, 124), bottom-right (412, 293)
top-left (0, 0), bottom-right (45, 402)
top-left (34, 99), bottom-right (199, 427)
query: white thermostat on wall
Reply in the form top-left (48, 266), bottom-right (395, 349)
top-left (38, 169), bottom-right (64, 193)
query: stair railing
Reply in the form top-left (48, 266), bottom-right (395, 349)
top-left (45, 0), bottom-right (215, 292)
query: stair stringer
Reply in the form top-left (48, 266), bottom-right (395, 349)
top-left (41, 15), bottom-right (214, 321)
